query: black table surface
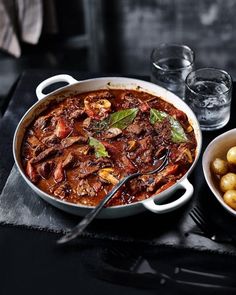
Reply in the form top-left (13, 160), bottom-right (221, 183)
top-left (0, 70), bottom-right (236, 295)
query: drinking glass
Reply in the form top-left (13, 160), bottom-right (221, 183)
top-left (150, 43), bottom-right (194, 99)
top-left (185, 68), bottom-right (232, 131)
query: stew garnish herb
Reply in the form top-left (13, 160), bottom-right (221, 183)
top-left (108, 108), bottom-right (138, 130)
top-left (89, 137), bottom-right (109, 158)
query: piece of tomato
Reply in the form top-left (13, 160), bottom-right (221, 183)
top-left (55, 118), bottom-right (72, 139)
top-left (26, 161), bottom-right (39, 183)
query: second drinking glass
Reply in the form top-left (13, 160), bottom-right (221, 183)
top-left (185, 68), bottom-right (232, 131)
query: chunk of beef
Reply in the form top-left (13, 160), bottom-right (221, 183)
top-left (33, 115), bottom-right (52, 130)
top-left (63, 97), bottom-right (81, 109)
top-left (94, 157), bottom-right (113, 168)
top-left (153, 118), bottom-right (172, 143)
top-left (128, 178), bottom-right (148, 194)
top-left (31, 147), bottom-right (58, 164)
top-left (91, 180), bottom-right (102, 192)
top-left (27, 134), bottom-right (41, 148)
top-left (129, 136), bottom-right (154, 164)
top-left (139, 149), bottom-right (153, 165)
top-left (138, 101), bottom-right (150, 113)
top-left (34, 145), bottom-right (47, 156)
top-left (120, 92), bottom-right (139, 109)
top-left (120, 155), bottom-right (137, 173)
top-left (138, 135), bottom-right (155, 164)
top-left (170, 144), bottom-right (193, 165)
top-left (126, 123), bottom-right (143, 135)
top-left (139, 120), bottom-right (155, 135)
top-left (120, 93), bottom-right (151, 112)
top-left (61, 135), bottom-right (88, 148)
top-left (53, 161), bottom-right (65, 183)
top-left (62, 153), bottom-right (77, 169)
top-left (22, 143), bottom-right (34, 160)
top-left (51, 107), bottom-right (65, 117)
top-left (54, 183), bottom-right (72, 199)
top-left (76, 179), bottom-right (96, 197)
top-left (69, 109), bottom-right (85, 120)
top-left (77, 164), bottom-right (100, 178)
top-left (139, 135), bottom-right (153, 150)
top-left (42, 134), bottom-right (60, 146)
top-left (37, 161), bottom-right (54, 179)
top-left (77, 158), bottom-right (112, 178)
top-left (143, 164), bottom-right (179, 192)
top-left (101, 141), bottom-right (119, 154)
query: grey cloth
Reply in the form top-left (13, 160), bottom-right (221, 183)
top-left (0, 165), bottom-right (74, 232)
top-left (0, 0), bottom-right (43, 57)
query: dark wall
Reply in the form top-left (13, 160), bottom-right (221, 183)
top-left (1, 0), bottom-right (236, 104)
top-left (104, 0), bottom-right (236, 78)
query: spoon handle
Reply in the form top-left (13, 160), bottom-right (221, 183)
top-left (57, 172), bottom-right (141, 244)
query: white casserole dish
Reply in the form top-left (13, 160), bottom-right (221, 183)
top-left (13, 74), bottom-right (202, 218)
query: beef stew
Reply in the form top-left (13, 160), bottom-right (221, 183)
top-left (21, 89), bottom-right (197, 207)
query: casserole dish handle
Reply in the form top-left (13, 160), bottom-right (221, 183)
top-left (143, 178), bottom-right (193, 214)
top-left (36, 74), bottom-right (78, 100)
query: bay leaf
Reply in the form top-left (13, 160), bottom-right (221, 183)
top-left (89, 137), bottom-right (109, 158)
top-left (108, 108), bottom-right (138, 130)
top-left (150, 108), bottom-right (168, 124)
top-left (169, 117), bottom-right (188, 143)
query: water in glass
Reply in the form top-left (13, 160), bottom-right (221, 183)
top-left (185, 81), bottom-right (230, 130)
top-left (151, 57), bottom-right (192, 99)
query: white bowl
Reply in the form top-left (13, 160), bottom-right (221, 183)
top-left (202, 128), bottom-right (236, 217)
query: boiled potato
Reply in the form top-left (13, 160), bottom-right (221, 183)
top-left (211, 158), bottom-right (228, 175)
top-left (227, 146), bottom-right (236, 165)
top-left (220, 173), bottom-right (236, 192)
top-left (223, 190), bottom-right (236, 210)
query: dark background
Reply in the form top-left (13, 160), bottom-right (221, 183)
top-left (1, 0), bottom-right (236, 112)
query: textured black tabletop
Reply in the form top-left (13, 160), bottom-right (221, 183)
top-left (0, 70), bottom-right (236, 295)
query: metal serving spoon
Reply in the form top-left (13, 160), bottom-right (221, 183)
top-left (57, 149), bottom-right (169, 245)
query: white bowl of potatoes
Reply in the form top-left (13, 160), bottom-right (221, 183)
top-left (202, 128), bottom-right (236, 217)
